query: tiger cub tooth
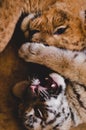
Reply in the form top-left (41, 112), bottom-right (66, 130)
top-left (51, 84), bottom-right (56, 88)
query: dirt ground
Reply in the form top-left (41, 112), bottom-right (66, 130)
top-left (0, 21), bottom-right (86, 130)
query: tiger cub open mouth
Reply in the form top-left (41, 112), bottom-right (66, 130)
top-left (13, 72), bottom-right (66, 100)
top-left (29, 73), bottom-right (66, 100)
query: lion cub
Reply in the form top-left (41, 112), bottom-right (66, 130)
top-left (21, 4), bottom-right (86, 51)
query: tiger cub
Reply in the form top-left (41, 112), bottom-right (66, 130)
top-left (13, 72), bottom-right (86, 130)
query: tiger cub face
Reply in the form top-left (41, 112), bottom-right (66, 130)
top-left (21, 5), bottom-right (86, 51)
top-left (13, 73), bottom-right (72, 130)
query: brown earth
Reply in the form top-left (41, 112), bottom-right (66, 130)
top-left (0, 19), bottom-right (86, 130)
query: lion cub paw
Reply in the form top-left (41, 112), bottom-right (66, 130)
top-left (19, 42), bottom-right (45, 62)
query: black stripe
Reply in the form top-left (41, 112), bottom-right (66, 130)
top-left (56, 113), bottom-right (61, 118)
top-left (66, 80), bottom-right (86, 110)
top-left (47, 117), bottom-right (56, 125)
top-left (53, 124), bottom-right (59, 129)
top-left (72, 83), bottom-right (86, 109)
top-left (78, 83), bottom-right (86, 91)
top-left (69, 107), bottom-right (75, 122)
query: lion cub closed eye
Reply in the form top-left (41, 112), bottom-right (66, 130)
top-left (21, 5), bottom-right (86, 51)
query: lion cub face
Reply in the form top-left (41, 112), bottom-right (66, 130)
top-left (21, 6), bottom-right (86, 51)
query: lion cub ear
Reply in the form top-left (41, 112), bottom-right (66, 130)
top-left (80, 10), bottom-right (86, 31)
top-left (12, 80), bottom-right (30, 99)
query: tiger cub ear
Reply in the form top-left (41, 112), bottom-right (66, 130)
top-left (12, 80), bottom-right (30, 99)
top-left (80, 10), bottom-right (86, 31)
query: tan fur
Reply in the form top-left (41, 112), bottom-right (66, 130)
top-left (0, 0), bottom-right (57, 52)
top-left (0, 0), bottom-right (86, 130)
top-left (21, 1), bottom-right (86, 51)
top-left (0, 40), bottom-right (29, 130)
top-left (0, 0), bottom-right (86, 52)
top-left (67, 81), bottom-right (86, 123)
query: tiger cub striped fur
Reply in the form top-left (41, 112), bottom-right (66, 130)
top-left (13, 72), bottom-right (86, 130)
